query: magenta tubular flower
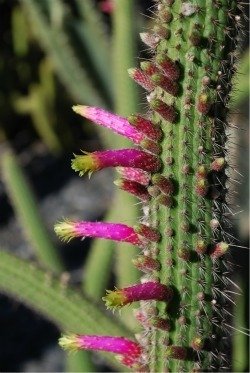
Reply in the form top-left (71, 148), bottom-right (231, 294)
top-left (73, 105), bottom-right (145, 145)
top-left (103, 281), bottom-right (173, 309)
top-left (116, 167), bottom-right (151, 186)
top-left (54, 221), bottom-right (145, 247)
top-left (72, 149), bottom-right (161, 176)
top-left (59, 334), bottom-right (142, 368)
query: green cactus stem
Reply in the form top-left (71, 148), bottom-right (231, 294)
top-left (56, 1), bottom-right (242, 371)
top-left (1, 148), bottom-right (63, 272)
top-left (0, 249), bottom-right (132, 371)
top-left (132, 1), bottom-right (240, 371)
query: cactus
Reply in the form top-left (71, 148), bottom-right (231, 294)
top-left (56, 1), bottom-right (244, 371)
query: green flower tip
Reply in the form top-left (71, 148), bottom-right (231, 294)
top-left (102, 289), bottom-right (126, 310)
top-left (71, 153), bottom-right (97, 177)
top-left (54, 220), bottom-right (76, 242)
top-left (59, 334), bottom-right (79, 352)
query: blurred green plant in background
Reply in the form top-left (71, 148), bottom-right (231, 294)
top-left (0, 0), bottom-right (248, 371)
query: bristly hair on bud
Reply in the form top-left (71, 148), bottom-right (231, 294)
top-left (54, 220), bottom-right (145, 246)
top-left (150, 73), bottom-right (179, 96)
top-left (155, 53), bottom-right (180, 81)
top-left (166, 346), bottom-right (187, 360)
top-left (116, 167), bottom-right (151, 186)
top-left (134, 223), bottom-right (161, 242)
top-left (103, 282), bottom-right (173, 310)
top-left (114, 179), bottom-right (150, 202)
top-left (59, 334), bottom-right (142, 368)
top-left (197, 94), bottom-right (212, 115)
top-left (196, 238), bottom-right (207, 255)
top-left (191, 336), bottom-right (204, 351)
top-left (127, 114), bottom-right (162, 141)
top-left (151, 174), bottom-right (174, 195)
top-left (195, 178), bottom-right (209, 197)
top-left (140, 61), bottom-right (158, 76)
top-left (151, 317), bottom-right (171, 331)
top-left (211, 157), bottom-right (226, 172)
top-left (140, 32), bottom-right (160, 49)
top-left (132, 255), bottom-right (161, 273)
top-left (128, 67), bottom-right (155, 91)
top-left (148, 98), bottom-right (177, 123)
top-left (210, 242), bottom-right (229, 259)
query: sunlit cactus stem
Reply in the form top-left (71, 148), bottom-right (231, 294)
top-left (55, 0), bottom-right (242, 371)
top-left (128, 1), bottom-right (240, 372)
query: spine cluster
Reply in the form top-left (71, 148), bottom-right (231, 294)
top-left (56, 1), bottom-right (241, 371)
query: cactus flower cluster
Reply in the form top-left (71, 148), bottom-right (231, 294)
top-left (55, 1), bottom-right (241, 371)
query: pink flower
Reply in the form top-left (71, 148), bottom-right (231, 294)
top-left (71, 149), bottom-right (161, 176)
top-left (54, 221), bottom-right (145, 247)
top-left (103, 281), bottom-right (173, 309)
top-left (73, 105), bottom-right (146, 145)
top-left (59, 334), bottom-right (142, 368)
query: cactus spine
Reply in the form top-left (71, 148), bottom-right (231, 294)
top-left (57, 1), bottom-right (241, 371)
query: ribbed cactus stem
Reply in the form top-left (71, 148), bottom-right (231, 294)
top-left (56, 1), bottom-right (241, 371)
top-left (136, 1), bottom-right (239, 372)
